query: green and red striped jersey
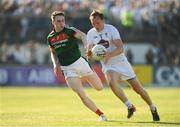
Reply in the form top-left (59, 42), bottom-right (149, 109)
top-left (47, 26), bottom-right (81, 66)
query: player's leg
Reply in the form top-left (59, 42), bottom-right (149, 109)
top-left (106, 71), bottom-right (128, 102)
top-left (65, 77), bottom-right (107, 121)
top-left (127, 78), bottom-right (160, 121)
top-left (127, 78), bottom-right (153, 105)
top-left (77, 57), bottom-right (103, 91)
top-left (83, 72), bottom-right (103, 91)
top-left (105, 70), bottom-right (136, 118)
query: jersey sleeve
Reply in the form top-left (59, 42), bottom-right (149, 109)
top-left (86, 31), bottom-right (94, 45)
top-left (110, 25), bottom-right (121, 40)
top-left (69, 27), bottom-right (78, 37)
top-left (47, 37), bottom-right (54, 49)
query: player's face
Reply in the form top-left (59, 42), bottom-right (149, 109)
top-left (52, 15), bottom-right (65, 31)
top-left (90, 16), bottom-right (104, 32)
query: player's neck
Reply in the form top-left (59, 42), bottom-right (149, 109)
top-left (95, 24), bottom-right (104, 32)
top-left (55, 27), bottom-right (64, 32)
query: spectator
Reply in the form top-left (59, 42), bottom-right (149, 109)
top-left (145, 47), bottom-right (154, 64)
top-left (126, 48), bottom-right (134, 64)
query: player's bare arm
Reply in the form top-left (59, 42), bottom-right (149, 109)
top-left (85, 43), bottom-right (95, 60)
top-left (73, 28), bottom-right (88, 46)
top-left (103, 39), bottom-right (124, 63)
top-left (49, 47), bottom-right (62, 77)
top-left (110, 39), bottom-right (124, 57)
top-left (73, 28), bottom-right (94, 60)
top-left (49, 47), bottom-right (60, 67)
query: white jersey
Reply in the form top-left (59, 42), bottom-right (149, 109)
top-left (87, 24), bottom-right (136, 80)
top-left (87, 24), bottom-right (126, 65)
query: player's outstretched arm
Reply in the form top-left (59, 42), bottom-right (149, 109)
top-left (85, 44), bottom-right (95, 60)
top-left (73, 28), bottom-right (88, 47)
top-left (103, 39), bottom-right (124, 64)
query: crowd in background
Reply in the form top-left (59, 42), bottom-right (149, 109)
top-left (0, 0), bottom-right (180, 65)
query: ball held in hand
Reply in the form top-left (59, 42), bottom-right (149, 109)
top-left (91, 44), bottom-right (107, 61)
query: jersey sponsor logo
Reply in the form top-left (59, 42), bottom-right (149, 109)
top-left (52, 39), bottom-right (68, 46)
top-left (50, 33), bottom-right (69, 43)
top-left (54, 42), bottom-right (67, 49)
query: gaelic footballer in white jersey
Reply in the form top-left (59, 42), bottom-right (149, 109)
top-left (87, 24), bottom-right (136, 80)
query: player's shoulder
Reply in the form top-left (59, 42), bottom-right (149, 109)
top-left (105, 24), bottom-right (119, 34)
top-left (87, 28), bottom-right (96, 35)
top-left (47, 30), bottom-right (55, 39)
top-left (64, 25), bottom-right (77, 31)
top-left (69, 26), bottom-right (78, 31)
top-left (104, 24), bottom-right (116, 30)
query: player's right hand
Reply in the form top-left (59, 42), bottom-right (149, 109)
top-left (86, 50), bottom-right (92, 60)
top-left (85, 44), bottom-right (95, 60)
top-left (102, 51), bottom-right (111, 64)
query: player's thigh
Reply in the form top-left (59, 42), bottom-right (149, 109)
top-left (127, 78), bottom-right (144, 91)
top-left (105, 70), bottom-right (120, 84)
top-left (76, 57), bottom-right (94, 76)
top-left (65, 77), bottom-right (84, 94)
top-left (84, 72), bottom-right (103, 91)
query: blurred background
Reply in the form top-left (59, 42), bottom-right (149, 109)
top-left (0, 0), bottom-right (179, 87)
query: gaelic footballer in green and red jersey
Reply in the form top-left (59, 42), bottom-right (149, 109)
top-left (47, 26), bottom-right (81, 66)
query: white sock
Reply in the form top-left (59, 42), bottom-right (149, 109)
top-left (150, 104), bottom-right (156, 111)
top-left (125, 100), bottom-right (132, 109)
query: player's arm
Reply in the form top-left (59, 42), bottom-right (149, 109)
top-left (109, 25), bottom-right (124, 57)
top-left (85, 43), bottom-right (95, 60)
top-left (85, 32), bottom-right (96, 60)
top-left (73, 28), bottom-right (88, 47)
top-left (72, 28), bottom-right (94, 60)
top-left (103, 39), bottom-right (124, 64)
top-left (49, 47), bottom-right (59, 67)
top-left (109, 39), bottom-right (124, 57)
top-left (103, 25), bottom-right (124, 63)
top-left (49, 47), bottom-right (62, 77)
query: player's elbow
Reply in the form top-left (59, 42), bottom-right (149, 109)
top-left (80, 32), bottom-right (86, 39)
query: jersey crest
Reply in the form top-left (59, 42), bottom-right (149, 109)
top-left (97, 39), bottom-right (109, 48)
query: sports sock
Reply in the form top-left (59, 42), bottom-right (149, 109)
top-left (149, 104), bottom-right (156, 111)
top-left (95, 109), bottom-right (104, 116)
top-left (125, 100), bottom-right (132, 109)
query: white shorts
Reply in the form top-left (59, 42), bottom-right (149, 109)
top-left (102, 57), bottom-right (136, 80)
top-left (61, 57), bottom-right (94, 78)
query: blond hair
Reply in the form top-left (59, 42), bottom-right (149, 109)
top-left (89, 10), bottom-right (104, 20)
top-left (51, 11), bottom-right (65, 21)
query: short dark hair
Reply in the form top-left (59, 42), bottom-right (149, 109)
top-left (51, 11), bottom-right (65, 21)
top-left (89, 10), bottom-right (104, 20)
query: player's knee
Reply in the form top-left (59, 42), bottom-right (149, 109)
top-left (95, 85), bottom-right (103, 91)
top-left (108, 78), bottom-right (116, 88)
top-left (133, 88), bottom-right (141, 94)
top-left (132, 86), bottom-right (145, 95)
top-left (72, 87), bottom-right (82, 94)
top-left (109, 82), bottom-right (117, 91)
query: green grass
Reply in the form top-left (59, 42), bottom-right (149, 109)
top-left (0, 87), bottom-right (180, 127)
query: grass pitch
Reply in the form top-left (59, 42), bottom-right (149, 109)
top-left (0, 87), bottom-right (180, 127)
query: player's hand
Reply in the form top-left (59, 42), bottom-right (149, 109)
top-left (54, 66), bottom-right (62, 78)
top-left (103, 52), bottom-right (111, 64)
top-left (85, 44), bottom-right (95, 60)
top-left (86, 50), bottom-right (92, 60)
